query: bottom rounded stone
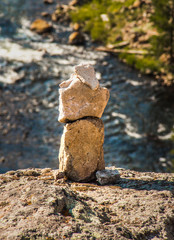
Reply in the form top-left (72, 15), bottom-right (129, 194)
top-left (59, 117), bottom-right (105, 182)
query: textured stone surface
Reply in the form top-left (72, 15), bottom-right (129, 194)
top-left (75, 64), bottom-right (99, 90)
top-left (59, 117), bottom-right (105, 182)
top-left (53, 169), bottom-right (65, 180)
top-left (0, 168), bottom-right (174, 240)
top-left (58, 75), bottom-right (109, 123)
top-left (96, 168), bottom-right (120, 185)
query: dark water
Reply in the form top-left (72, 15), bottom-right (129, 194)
top-left (0, 0), bottom-right (174, 173)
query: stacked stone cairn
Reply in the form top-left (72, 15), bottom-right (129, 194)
top-left (58, 64), bottom-right (110, 182)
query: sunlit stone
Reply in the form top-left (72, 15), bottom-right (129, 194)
top-left (58, 64), bottom-right (109, 123)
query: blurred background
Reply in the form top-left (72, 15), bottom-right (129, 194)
top-left (0, 0), bottom-right (174, 174)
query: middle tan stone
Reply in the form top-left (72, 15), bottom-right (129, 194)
top-left (59, 117), bottom-right (105, 182)
top-left (58, 75), bottom-right (109, 123)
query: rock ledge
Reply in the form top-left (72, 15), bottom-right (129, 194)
top-left (0, 167), bottom-right (174, 240)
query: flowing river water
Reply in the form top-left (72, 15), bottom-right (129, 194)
top-left (0, 0), bottom-right (174, 174)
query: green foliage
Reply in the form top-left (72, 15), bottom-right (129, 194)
top-left (170, 131), bottom-right (174, 172)
top-left (70, 0), bottom-right (174, 81)
top-left (151, 0), bottom-right (174, 32)
top-left (70, 0), bottom-right (135, 43)
top-left (151, 0), bottom-right (174, 65)
top-left (119, 53), bottom-right (162, 74)
top-left (70, 1), bottom-right (110, 42)
top-left (90, 21), bottom-right (107, 42)
top-left (119, 53), bottom-right (137, 66)
top-left (135, 56), bottom-right (161, 73)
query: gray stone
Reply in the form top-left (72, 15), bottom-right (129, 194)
top-left (74, 64), bottom-right (99, 90)
top-left (96, 169), bottom-right (120, 185)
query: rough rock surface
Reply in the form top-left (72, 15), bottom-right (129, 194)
top-left (59, 117), bottom-right (105, 182)
top-left (58, 75), bottom-right (109, 123)
top-left (0, 167), bottom-right (174, 240)
top-left (96, 168), bottom-right (120, 185)
top-left (75, 64), bottom-right (99, 90)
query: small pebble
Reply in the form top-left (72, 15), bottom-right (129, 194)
top-left (53, 170), bottom-right (65, 180)
top-left (96, 169), bottom-right (120, 185)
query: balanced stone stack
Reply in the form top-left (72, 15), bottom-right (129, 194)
top-left (58, 64), bottom-right (110, 182)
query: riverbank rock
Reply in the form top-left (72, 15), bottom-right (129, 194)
top-left (72, 23), bottom-right (81, 31)
top-left (43, 0), bottom-right (53, 4)
top-left (69, 0), bottom-right (79, 6)
top-left (58, 67), bottom-right (109, 123)
top-left (30, 19), bottom-right (52, 34)
top-left (68, 31), bottom-right (85, 45)
top-left (51, 5), bottom-right (71, 23)
top-left (41, 12), bottom-right (50, 18)
top-left (59, 117), bottom-right (105, 182)
top-left (69, 0), bottom-right (90, 6)
top-left (0, 168), bottom-right (174, 239)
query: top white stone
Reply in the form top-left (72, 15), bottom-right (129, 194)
top-left (74, 64), bottom-right (99, 90)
